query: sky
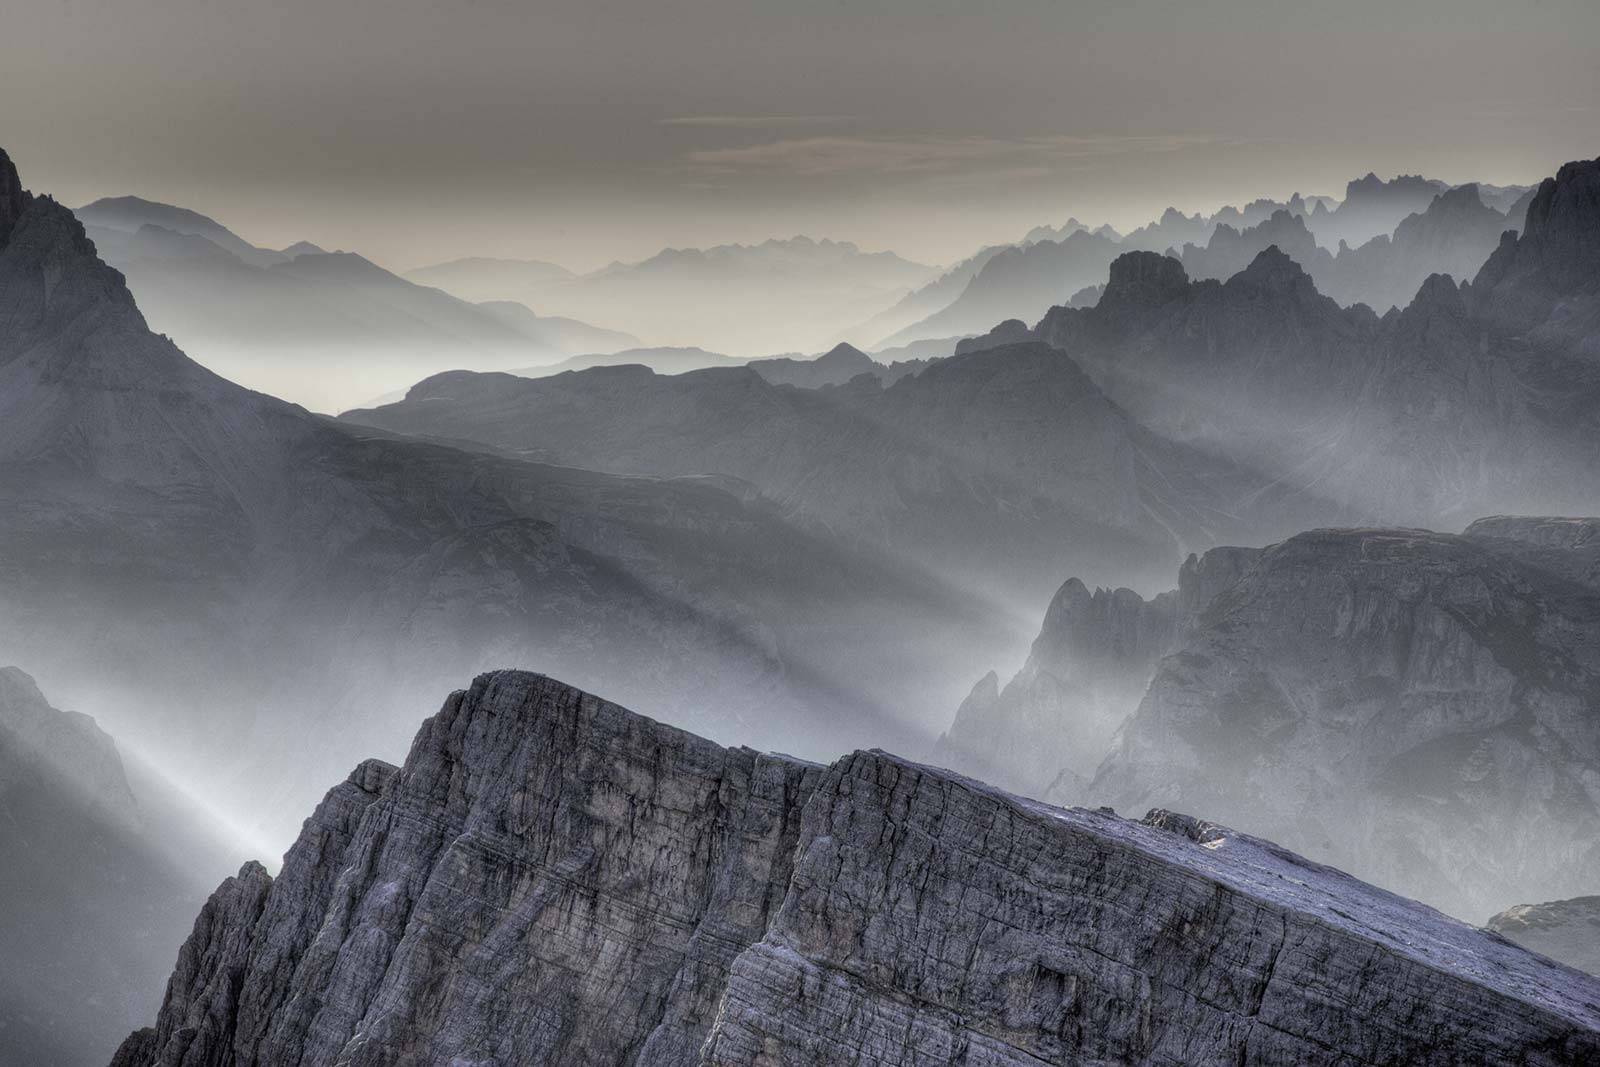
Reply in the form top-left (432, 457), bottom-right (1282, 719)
top-left (3, 0), bottom-right (1598, 272)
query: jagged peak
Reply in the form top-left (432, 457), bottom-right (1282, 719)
top-left (0, 146), bottom-right (25, 248)
top-left (1099, 250), bottom-right (1190, 312)
top-left (1227, 245), bottom-right (1313, 291)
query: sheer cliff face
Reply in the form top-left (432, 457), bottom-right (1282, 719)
top-left (1036, 158), bottom-right (1600, 528)
top-left (0, 146), bottom-right (1002, 837)
top-left (114, 671), bottom-right (1600, 1067)
top-left (934, 546), bottom-right (1258, 799)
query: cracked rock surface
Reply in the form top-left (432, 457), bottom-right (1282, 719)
top-left (115, 670), bottom-right (1600, 1066)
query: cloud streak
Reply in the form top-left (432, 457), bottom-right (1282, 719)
top-left (659, 114), bottom-right (861, 128)
top-left (683, 133), bottom-right (1219, 177)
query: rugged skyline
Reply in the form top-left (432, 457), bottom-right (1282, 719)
top-left (5, 0), bottom-right (1597, 271)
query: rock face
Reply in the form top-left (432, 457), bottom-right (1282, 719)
top-left (952, 522), bottom-right (1600, 921)
top-left (1489, 897), bottom-right (1600, 976)
top-left (934, 546), bottom-right (1258, 798)
top-left (114, 670), bottom-right (1600, 1066)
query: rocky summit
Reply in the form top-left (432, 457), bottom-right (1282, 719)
top-left (113, 670), bottom-right (1600, 1067)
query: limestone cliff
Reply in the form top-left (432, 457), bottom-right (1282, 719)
top-left (114, 670), bottom-right (1600, 1066)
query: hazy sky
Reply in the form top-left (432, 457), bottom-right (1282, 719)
top-left (4, 0), bottom-right (1597, 271)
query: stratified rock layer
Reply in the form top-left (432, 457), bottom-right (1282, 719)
top-left (116, 670), bottom-right (1600, 1066)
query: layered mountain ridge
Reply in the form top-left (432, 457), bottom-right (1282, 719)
top-left (111, 670), bottom-right (1600, 1067)
top-left (943, 517), bottom-right (1600, 920)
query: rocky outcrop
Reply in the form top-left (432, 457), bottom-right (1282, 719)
top-left (1489, 897), bottom-right (1600, 976)
top-left (115, 670), bottom-right (1600, 1066)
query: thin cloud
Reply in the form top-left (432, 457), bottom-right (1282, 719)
top-left (683, 133), bottom-right (1218, 176)
top-left (659, 114), bottom-right (861, 128)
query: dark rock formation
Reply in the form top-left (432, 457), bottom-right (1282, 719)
top-left (113, 670), bottom-right (1600, 1066)
top-left (1489, 897), bottom-right (1600, 976)
top-left (747, 341), bottom-right (877, 388)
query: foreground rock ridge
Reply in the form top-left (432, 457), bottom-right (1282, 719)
top-left (115, 670), bottom-right (1600, 1066)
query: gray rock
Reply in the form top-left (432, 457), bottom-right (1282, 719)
top-left (115, 670), bottom-right (1600, 1066)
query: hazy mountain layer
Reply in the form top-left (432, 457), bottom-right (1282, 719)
top-left (0, 148), bottom-right (1000, 848)
top-left (415, 235), bottom-right (940, 354)
top-left (73, 197), bottom-right (635, 410)
top-left (1179, 184), bottom-right (1517, 311)
top-left (112, 670), bottom-right (1600, 1067)
top-left (947, 518), bottom-right (1600, 921)
top-left (1032, 161), bottom-right (1600, 528)
top-left (344, 341), bottom-right (1343, 606)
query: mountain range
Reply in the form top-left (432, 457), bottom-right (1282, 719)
top-left (74, 196), bottom-right (637, 410)
top-left (0, 148), bottom-right (1006, 859)
top-left (410, 235), bottom-right (941, 355)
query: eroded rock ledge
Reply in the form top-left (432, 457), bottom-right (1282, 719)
top-left (114, 670), bottom-right (1600, 1066)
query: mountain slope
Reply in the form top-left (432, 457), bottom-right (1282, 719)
top-left (72, 198), bottom-right (635, 410)
top-left (0, 147), bottom-right (998, 846)
top-left (111, 670), bottom-right (1600, 1067)
top-left (948, 520), bottom-right (1600, 921)
top-left (344, 341), bottom-right (1344, 605)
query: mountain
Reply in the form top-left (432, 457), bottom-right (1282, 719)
top-left (946, 518), bottom-right (1600, 921)
top-left (0, 147), bottom-right (1001, 849)
top-left (72, 197), bottom-right (635, 410)
top-left (1179, 185), bottom-right (1516, 311)
top-left (0, 667), bottom-right (236, 1067)
top-left (1303, 172), bottom-right (1450, 248)
top-left (111, 670), bottom-right (1600, 1067)
top-left (1034, 160), bottom-right (1600, 528)
top-left (402, 254), bottom-right (577, 300)
top-left (467, 236), bottom-right (940, 354)
top-left (76, 194), bottom-right (294, 267)
top-left (1489, 897), bottom-right (1600, 976)
top-left (880, 229), bottom-right (1123, 346)
top-left (514, 345), bottom-right (752, 377)
top-left (745, 342), bottom-right (878, 388)
top-left (342, 342), bottom-right (1343, 607)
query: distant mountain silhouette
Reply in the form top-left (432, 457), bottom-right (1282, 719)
top-left (73, 198), bottom-right (637, 410)
top-left (1178, 184), bottom-right (1516, 311)
top-left (443, 236), bottom-right (940, 354)
top-left (1032, 158), bottom-right (1600, 525)
top-left (346, 341), bottom-right (1343, 606)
